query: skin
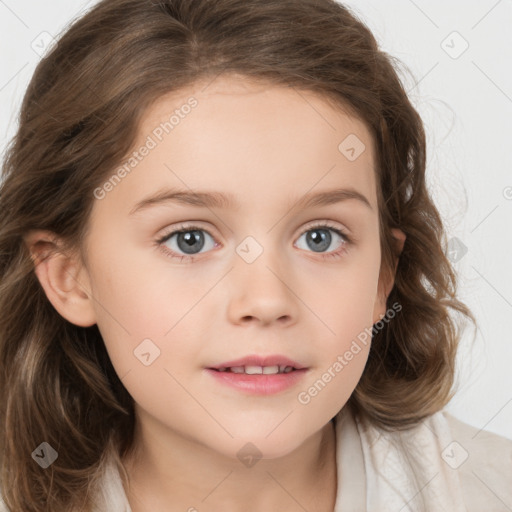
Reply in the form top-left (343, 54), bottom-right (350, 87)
top-left (25, 74), bottom-right (405, 511)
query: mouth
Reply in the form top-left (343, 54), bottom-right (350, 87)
top-left (205, 354), bottom-right (309, 395)
top-left (207, 354), bottom-right (307, 373)
top-left (210, 365), bottom-right (299, 374)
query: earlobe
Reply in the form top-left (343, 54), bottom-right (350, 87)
top-left (23, 230), bottom-right (97, 327)
top-left (390, 227), bottom-right (406, 272)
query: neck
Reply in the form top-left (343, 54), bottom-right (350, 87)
top-left (122, 417), bottom-right (337, 512)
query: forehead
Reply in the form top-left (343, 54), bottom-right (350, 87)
top-left (138, 74), bottom-right (375, 166)
top-left (104, 74), bottom-right (378, 216)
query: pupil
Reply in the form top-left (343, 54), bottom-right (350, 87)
top-left (307, 229), bottom-right (331, 252)
top-left (178, 231), bottom-right (204, 254)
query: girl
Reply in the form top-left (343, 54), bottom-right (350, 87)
top-left (0, 0), bottom-right (510, 510)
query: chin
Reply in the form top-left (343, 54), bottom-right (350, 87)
top-left (212, 430), bottom-right (312, 464)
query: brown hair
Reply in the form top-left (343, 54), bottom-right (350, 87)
top-left (0, 0), bottom-right (476, 510)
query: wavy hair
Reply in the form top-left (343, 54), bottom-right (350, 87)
top-left (0, 0), bottom-right (476, 510)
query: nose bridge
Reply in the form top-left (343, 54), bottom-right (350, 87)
top-left (235, 232), bottom-right (286, 290)
top-left (226, 230), bottom-right (299, 324)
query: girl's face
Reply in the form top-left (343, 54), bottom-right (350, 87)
top-left (80, 74), bottom-right (396, 460)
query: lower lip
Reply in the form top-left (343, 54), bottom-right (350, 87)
top-left (204, 368), bottom-right (309, 395)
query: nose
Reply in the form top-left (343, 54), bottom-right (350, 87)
top-left (225, 250), bottom-right (300, 327)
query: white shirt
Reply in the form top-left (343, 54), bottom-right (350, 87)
top-left (334, 407), bottom-right (512, 511)
top-left (2, 407), bottom-right (511, 511)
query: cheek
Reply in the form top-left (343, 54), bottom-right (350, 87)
top-left (295, 290), bottom-right (375, 426)
top-left (294, 244), bottom-right (379, 408)
top-left (87, 245), bottom-right (211, 396)
top-left (302, 243), bottom-right (381, 339)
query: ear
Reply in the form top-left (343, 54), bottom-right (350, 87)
top-left (23, 229), bottom-right (97, 327)
top-left (372, 227), bottom-right (406, 324)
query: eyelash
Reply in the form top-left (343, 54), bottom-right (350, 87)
top-left (156, 221), bottom-right (352, 263)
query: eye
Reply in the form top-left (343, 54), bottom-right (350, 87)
top-left (156, 224), bottom-right (218, 262)
top-left (294, 222), bottom-right (351, 259)
top-left (156, 221), bottom-right (352, 262)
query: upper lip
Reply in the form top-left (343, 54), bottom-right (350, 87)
top-left (207, 354), bottom-right (307, 370)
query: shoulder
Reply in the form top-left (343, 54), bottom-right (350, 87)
top-left (395, 411), bottom-right (512, 511)
top-left (440, 411), bottom-right (512, 511)
top-left (353, 408), bottom-right (512, 511)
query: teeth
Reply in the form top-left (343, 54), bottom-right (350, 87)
top-left (245, 365), bottom-right (263, 374)
top-left (218, 365), bottom-right (296, 374)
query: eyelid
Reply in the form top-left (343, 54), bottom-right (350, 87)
top-left (157, 219), bottom-right (351, 244)
top-left (296, 219), bottom-right (351, 238)
top-left (156, 221), bottom-right (219, 244)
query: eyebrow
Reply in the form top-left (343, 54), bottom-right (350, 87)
top-left (129, 186), bottom-right (373, 216)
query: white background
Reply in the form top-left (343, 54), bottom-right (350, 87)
top-left (0, 0), bottom-right (511, 440)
